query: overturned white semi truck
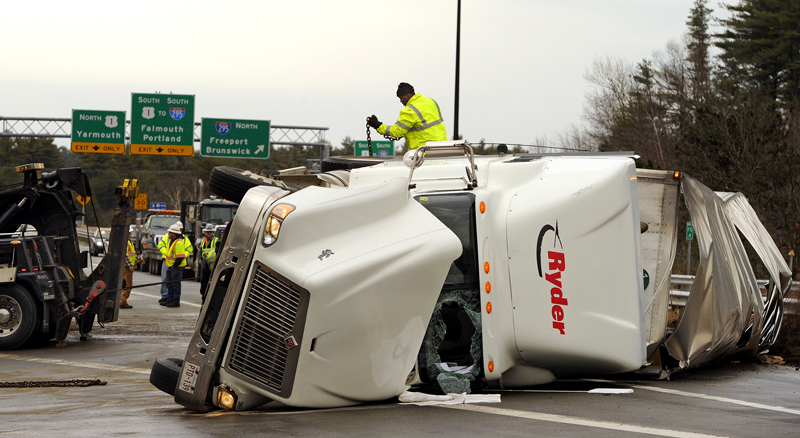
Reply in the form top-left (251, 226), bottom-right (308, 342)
top-left (150, 141), bottom-right (791, 411)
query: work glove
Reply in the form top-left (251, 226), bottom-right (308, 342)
top-left (367, 115), bottom-right (381, 129)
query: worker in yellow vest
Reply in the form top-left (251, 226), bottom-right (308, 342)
top-left (120, 225), bottom-right (142, 309)
top-left (161, 222), bottom-right (191, 308)
top-left (198, 223), bottom-right (220, 302)
top-left (368, 82), bottom-right (447, 150)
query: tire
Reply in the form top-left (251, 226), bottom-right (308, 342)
top-left (0, 284), bottom-right (40, 350)
top-left (320, 156), bottom-right (392, 172)
top-left (155, 261), bottom-right (162, 276)
top-left (149, 357), bottom-right (184, 396)
top-left (209, 167), bottom-right (290, 203)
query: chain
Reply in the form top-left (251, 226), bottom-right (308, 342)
top-left (366, 117), bottom-right (401, 157)
top-left (0, 379), bottom-right (107, 388)
top-left (366, 117), bottom-right (374, 156)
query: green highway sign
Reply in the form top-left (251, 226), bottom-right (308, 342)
top-left (686, 221), bottom-right (694, 240)
top-left (200, 118), bottom-right (270, 159)
top-left (355, 140), bottom-right (394, 157)
top-left (71, 109), bottom-right (125, 154)
top-left (130, 93), bottom-right (195, 156)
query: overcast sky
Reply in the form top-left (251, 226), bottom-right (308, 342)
top-left (1, 0), bottom-right (725, 151)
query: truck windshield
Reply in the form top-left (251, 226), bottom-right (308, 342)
top-left (149, 217), bottom-right (175, 229)
top-left (202, 206), bottom-right (237, 225)
top-left (415, 193), bottom-right (478, 290)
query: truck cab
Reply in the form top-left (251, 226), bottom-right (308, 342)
top-left (161, 141), bottom-right (789, 411)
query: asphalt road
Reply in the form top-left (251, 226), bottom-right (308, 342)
top-left (1, 266), bottom-right (799, 437)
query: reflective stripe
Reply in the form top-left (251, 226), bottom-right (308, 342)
top-left (166, 236), bottom-right (188, 267)
top-left (126, 241), bottom-right (137, 265)
top-left (407, 100), bottom-right (444, 132)
top-left (201, 237), bottom-right (218, 266)
top-left (407, 104), bottom-right (427, 125)
top-left (407, 119), bottom-right (443, 132)
top-left (395, 120), bottom-right (412, 130)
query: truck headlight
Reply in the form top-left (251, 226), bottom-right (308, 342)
top-left (216, 385), bottom-right (237, 410)
top-left (263, 203), bottom-right (295, 247)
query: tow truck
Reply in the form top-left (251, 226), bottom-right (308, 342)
top-left (0, 163), bottom-right (137, 349)
top-left (151, 142), bottom-right (790, 411)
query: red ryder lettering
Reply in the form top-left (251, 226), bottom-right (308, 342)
top-left (546, 251), bottom-right (567, 334)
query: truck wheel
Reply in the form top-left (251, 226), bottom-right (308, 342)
top-left (0, 284), bottom-right (40, 350)
top-left (320, 156), bottom-right (391, 172)
top-left (149, 357), bottom-right (184, 396)
top-left (209, 166), bottom-right (288, 203)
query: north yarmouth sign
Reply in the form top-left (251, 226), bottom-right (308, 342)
top-left (71, 110), bottom-right (126, 154)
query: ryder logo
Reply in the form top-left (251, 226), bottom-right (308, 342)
top-left (536, 222), bottom-right (568, 335)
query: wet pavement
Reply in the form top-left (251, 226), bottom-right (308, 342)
top-left (1, 268), bottom-right (800, 437)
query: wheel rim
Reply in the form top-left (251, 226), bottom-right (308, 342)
top-left (0, 295), bottom-right (23, 337)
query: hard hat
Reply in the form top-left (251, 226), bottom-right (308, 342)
top-left (129, 225), bottom-right (135, 233)
top-left (203, 223), bottom-right (216, 233)
top-left (167, 223), bottom-right (183, 234)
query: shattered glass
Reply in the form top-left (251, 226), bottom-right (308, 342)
top-left (422, 289), bottom-right (483, 394)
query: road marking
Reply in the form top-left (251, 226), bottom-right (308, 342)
top-left (0, 353), bottom-right (151, 375)
top-left (130, 291), bottom-right (202, 308)
top-left (588, 379), bottom-right (800, 416)
top-left (194, 403), bottom-right (397, 418)
top-left (441, 404), bottom-right (727, 438)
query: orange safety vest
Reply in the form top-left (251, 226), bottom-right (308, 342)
top-left (165, 236), bottom-right (189, 268)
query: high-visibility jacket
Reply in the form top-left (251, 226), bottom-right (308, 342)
top-left (158, 235), bottom-right (170, 259)
top-left (378, 93), bottom-right (447, 149)
top-left (126, 241), bottom-right (138, 267)
top-left (200, 236), bottom-right (219, 268)
top-left (165, 235), bottom-right (191, 268)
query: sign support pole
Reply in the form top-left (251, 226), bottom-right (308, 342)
top-left (687, 239), bottom-right (692, 276)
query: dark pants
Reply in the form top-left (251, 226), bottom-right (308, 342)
top-left (160, 260), bottom-right (168, 299)
top-left (165, 266), bottom-right (184, 304)
top-left (199, 259), bottom-right (211, 303)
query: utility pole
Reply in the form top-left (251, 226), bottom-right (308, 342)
top-left (453, 0), bottom-right (461, 140)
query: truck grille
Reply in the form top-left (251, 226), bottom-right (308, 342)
top-left (227, 263), bottom-right (308, 396)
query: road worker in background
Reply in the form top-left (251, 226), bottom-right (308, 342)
top-left (161, 222), bottom-right (191, 308)
top-left (198, 223), bottom-right (219, 303)
top-left (368, 82), bottom-right (447, 150)
top-left (120, 225), bottom-right (142, 309)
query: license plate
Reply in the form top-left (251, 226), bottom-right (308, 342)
top-left (178, 361), bottom-right (200, 394)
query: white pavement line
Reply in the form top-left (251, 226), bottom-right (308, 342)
top-left (0, 353), bottom-right (151, 375)
top-left (588, 379), bottom-right (800, 416)
top-left (198, 404), bottom-right (396, 417)
top-left (441, 404), bottom-right (727, 438)
top-left (130, 291), bottom-right (202, 308)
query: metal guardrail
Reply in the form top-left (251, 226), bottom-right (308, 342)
top-left (670, 274), bottom-right (799, 310)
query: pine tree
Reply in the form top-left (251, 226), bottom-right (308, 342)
top-left (717, 0), bottom-right (800, 101)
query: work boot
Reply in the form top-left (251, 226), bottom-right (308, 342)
top-left (120, 303), bottom-right (133, 309)
top-left (165, 302), bottom-right (180, 308)
top-left (159, 300), bottom-right (168, 306)
top-left (158, 298), bottom-right (167, 304)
